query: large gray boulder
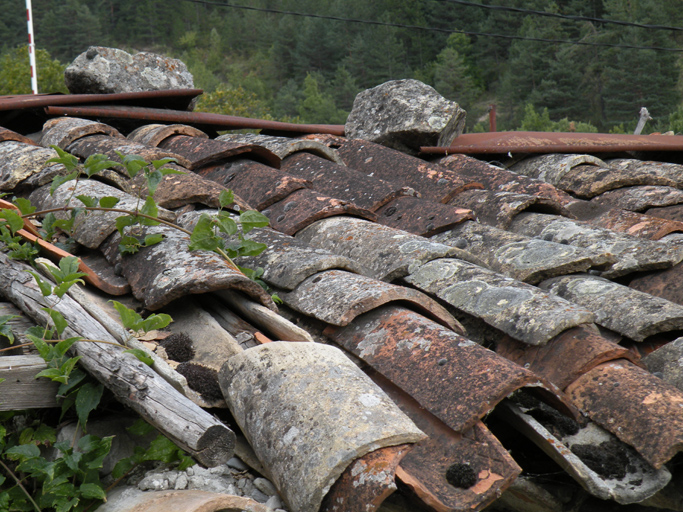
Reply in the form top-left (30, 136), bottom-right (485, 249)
top-left (345, 79), bottom-right (466, 154)
top-left (64, 46), bottom-right (194, 95)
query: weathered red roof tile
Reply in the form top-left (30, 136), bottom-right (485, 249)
top-left (218, 132), bottom-right (343, 163)
top-left (432, 221), bottom-right (612, 284)
top-left (510, 212), bottom-right (683, 278)
top-left (334, 138), bottom-right (483, 203)
top-left (566, 359), bottom-right (683, 468)
top-left (496, 324), bottom-right (636, 391)
top-left (540, 274), bottom-right (683, 342)
top-left (296, 217), bottom-right (465, 281)
top-left (261, 189), bottom-right (376, 236)
top-left (127, 123), bottom-right (208, 147)
top-left (100, 226), bottom-right (274, 311)
top-left (590, 186), bottom-right (683, 212)
top-left (281, 269), bottom-right (461, 330)
top-left (449, 189), bottom-right (571, 229)
top-left (0, 141), bottom-right (66, 191)
top-left (158, 134), bottom-right (280, 169)
top-left (374, 195), bottom-right (474, 236)
top-left (0, 126), bottom-right (38, 145)
top-left (282, 151), bottom-right (415, 212)
top-left (40, 116), bottom-right (125, 149)
top-left (327, 306), bottom-right (575, 433)
top-left (405, 258), bottom-right (595, 346)
top-left (435, 153), bottom-right (574, 206)
top-left (199, 159), bottom-right (309, 211)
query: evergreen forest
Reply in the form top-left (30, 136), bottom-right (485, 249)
top-left (2, 0), bottom-right (683, 133)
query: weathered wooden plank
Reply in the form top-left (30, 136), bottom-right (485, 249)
top-left (0, 355), bottom-right (59, 410)
top-left (216, 290), bottom-right (314, 342)
top-left (0, 252), bottom-right (235, 466)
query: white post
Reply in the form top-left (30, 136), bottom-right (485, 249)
top-left (26, 0), bottom-right (38, 94)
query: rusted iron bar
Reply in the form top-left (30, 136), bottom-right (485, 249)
top-left (0, 89), bottom-right (202, 111)
top-left (44, 105), bottom-right (346, 136)
top-left (421, 131), bottom-right (683, 154)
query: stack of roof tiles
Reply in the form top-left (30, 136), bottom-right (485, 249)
top-left (4, 101), bottom-right (683, 512)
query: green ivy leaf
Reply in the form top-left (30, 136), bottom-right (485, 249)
top-left (44, 308), bottom-right (68, 337)
top-left (124, 348), bottom-right (154, 366)
top-left (139, 196), bottom-right (159, 226)
top-left (218, 189), bottom-right (234, 208)
top-left (188, 214), bottom-right (220, 252)
top-left (216, 212), bottom-right (238, 236)
top-left (143, 435), bottom-right (179, 463)
top-left (83, 154), bottom-right (118, 178)
top-left (119, 235), bottom-right (142, 255)
top-left (115, 214), bottom-right (137, 235)
top-left (151, 157), bottom-right (177, 170)
top-left (75, 383), bottom-right (104, 429)
top-left (79, 482), bottom-right (107, 500)
top-left (111, 457), bottom-right (135, 480)
top-left (4, 443), bottom-right (40, 462)
top-left (53, 279), bottom-right (85, 299)
top-left (116, 152), bottom-right (148, 178)
top-left (111, 301), bottom-right (142, 332)
top-left (146, 169), bottom-right (163, 197)
top-left (0, 208), bottom-right (25, 234)
top-left (236, 238), bottom-right (267, 258)
top-left (75, 195), bottom-right (98, 208)
top-left (239, 210), bottom-right (269, 234)
top-left (143, 233), bottom-right (164, 247)
top-left (127, 418), bottom-right (156, 437)
top-left (140, 313), bottom-right (172, 333)
top-left (47, 146), bottom-right (80, 172)
top-left (27, 332), bottom-right (50, 359)
top-left (55, 337), bottom-right (81, 358)
top-left (50, 171), bottom-right (79, 195)
top-left (13, 197), bottom-right (36, 215)
top-left (28, 271), bottom-right (53, 296)
top-left (99, 196), bottom-right (120, 208)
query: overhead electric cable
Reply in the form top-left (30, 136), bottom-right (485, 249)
top-left (179, 0), bottom-right (683, 52)
top-left (435, 0), bottom-right (683, 33)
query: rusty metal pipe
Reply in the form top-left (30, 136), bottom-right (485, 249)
top-left (421, 131), bottom-right (683, 154)
top-left (45, 105), bottom-right (346, 136)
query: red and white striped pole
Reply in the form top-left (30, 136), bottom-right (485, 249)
top-left (26, 0), bottom-right (38, 94)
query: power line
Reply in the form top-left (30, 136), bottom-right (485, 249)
top-left (436, 0), bottom-right (683, 33)
top-left (179, 0), bottom-right (683, 52)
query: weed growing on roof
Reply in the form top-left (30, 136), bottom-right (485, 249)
top-left (0, 146), bottom-right (275, 511)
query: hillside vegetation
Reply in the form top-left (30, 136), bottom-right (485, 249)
top-left (1, 0), bottom-right (683, 133)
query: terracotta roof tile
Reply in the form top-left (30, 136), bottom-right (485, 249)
top-left (406, 258), bottom-right (595, 346)
top-left (374, 195), bottom-right (474, 236)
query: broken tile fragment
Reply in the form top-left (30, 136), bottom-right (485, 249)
top-left (566, 359), bottom-right (683, 469)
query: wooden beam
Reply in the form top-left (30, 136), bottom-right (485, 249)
top-left (0, 355), bottom-right (58, 411)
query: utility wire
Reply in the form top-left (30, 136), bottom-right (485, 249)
top-left (435, 0), bottom-right (683, 33)
top-left (180, 0), bottom-right (683, 52)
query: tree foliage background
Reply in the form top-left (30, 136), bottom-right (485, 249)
top-left (1, 0), bottom-right (682, 132)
